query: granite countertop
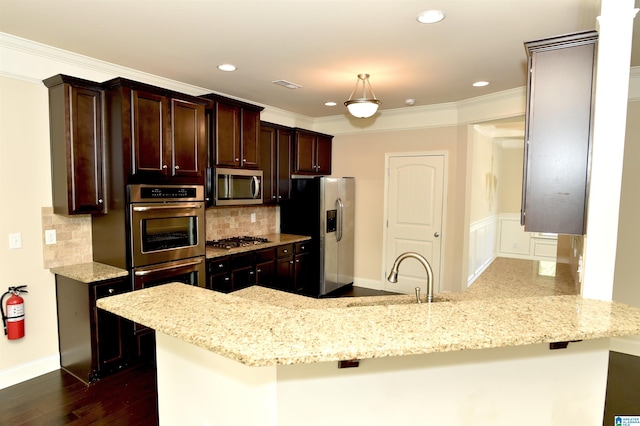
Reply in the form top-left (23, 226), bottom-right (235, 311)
top-left (206, 233), bottom-right (311, 259)
top-left (50, 262), bottom-right (128, 283)
top-left (98, 272), bottom-right (640, 367)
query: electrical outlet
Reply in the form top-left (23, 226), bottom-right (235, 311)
top-left (251, 213), bottom-right (256, 223)
top-left (9, 232), bottom-right (22, 249)
top-left (45, 229), bottom-right (57, 245)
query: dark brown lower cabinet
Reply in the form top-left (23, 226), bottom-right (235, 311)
top-left (206, 242), bottom-right (309, 294)
top-left (55, 276), bottom-right (133, 384)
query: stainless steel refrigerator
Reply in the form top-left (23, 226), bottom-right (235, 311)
top-left (280, 177), bottom-right (355, 296)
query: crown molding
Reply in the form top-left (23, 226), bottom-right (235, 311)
top-left (2, 32), bottom-right (638, 132)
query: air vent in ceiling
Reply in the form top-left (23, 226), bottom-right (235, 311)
top-left (272, 80), bottom-right (301, 89)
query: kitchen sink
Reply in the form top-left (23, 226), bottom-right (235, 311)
top-left (345, 295), bottom-right (450, 307)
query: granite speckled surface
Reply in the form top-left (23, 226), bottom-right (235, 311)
top-left (98, 258), bottom-right (640, 367)
top-left (50, 262), bottom-right (128, 283)
top-left (206, 233), bottom-right (311, 259)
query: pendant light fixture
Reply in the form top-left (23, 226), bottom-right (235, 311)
top-left (344, 73), bottom-right (381, 118)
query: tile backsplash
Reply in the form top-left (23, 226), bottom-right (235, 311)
top-left (42, 205), bottom-right (278, 269)
top-left (205, 205), bottom-right (277, 240)
top-left (41, 207), bottom-right (93, 269)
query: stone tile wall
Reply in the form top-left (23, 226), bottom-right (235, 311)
top-left (41, 207), bottom-right (93, 269)
top-left (205, 205), bottom-right (277, 240)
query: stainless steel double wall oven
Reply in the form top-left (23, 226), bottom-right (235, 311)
top-left (128, 184), bottom-right (206, 289)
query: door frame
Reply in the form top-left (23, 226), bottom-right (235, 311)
top-left (381, 151), bottom-right (449, 293)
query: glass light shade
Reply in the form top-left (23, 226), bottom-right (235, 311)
top-left (345, 100), bottom-right (380, 118)
top-left (344, 73), bottom-right (381, 118)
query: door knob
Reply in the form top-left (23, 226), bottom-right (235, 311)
top-left (434, 232), bottom-right (440, 238)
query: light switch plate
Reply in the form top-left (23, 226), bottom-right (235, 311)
top-left (9, 232), bottom-right (22, 249)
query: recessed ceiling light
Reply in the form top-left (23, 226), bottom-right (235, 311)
top-left (218, 64), bottom-right (237, 72)
top-left (473, 81), bottom-right (490, 87)
top-left (325, 101), bottom-right (337, 107)
top-left (417, 10), bottom-right (445, 24)
top-left (405, 99), bottom-right (416, 106)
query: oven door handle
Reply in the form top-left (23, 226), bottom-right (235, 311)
top-left (132, 204), bottom-right (203, 212)
top-left (134, 258), bottom-right (204, 276)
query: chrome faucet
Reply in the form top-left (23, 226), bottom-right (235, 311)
top-left (387, 252), bottom-right (434, 303)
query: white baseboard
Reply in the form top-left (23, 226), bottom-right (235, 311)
top-left (609, 336), bottom-right (640, 357)
top-left (0, 353), bottom-right (60, 390)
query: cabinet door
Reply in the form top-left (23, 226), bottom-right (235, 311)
top-left (293, 252), bottom-right (309, 293)
top-left (171, 99), bottom-right (206, 179)
top-left (315, 135), bottom-right (332, 175)
top-left (132, 89), bottom-right (170, 175)
top-left (276, 256), bottom-right (295, 291)
top-left (241, 109), bottom-right (260, 168)
top-left (260, 125), bottom-right (277, 203)
top-left (215, 102), bottom-right (241, 167)
top-left (256, 259), bottom-right (276, 287)
top-left (68, 85), bottom-right (105, 214)
top-left (94, 279), bottom-right (132, 375)
top-left (277, 128), bottom-right (292, 200)
top-left (522, 32), bottom-right (596, 235)
top-left (293, 131), bottom-right (317, 173)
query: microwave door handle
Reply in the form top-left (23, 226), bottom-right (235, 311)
top-left (132, 204), bottom-right (202, 212)
top-left (252, 176), bottom-right (260, 199)
top-left (134, 258), bottom-right (203, 276)
top-left (336, 198), bottom-right (343, 242)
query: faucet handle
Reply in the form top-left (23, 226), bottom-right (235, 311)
top-left (415, 287), bottom-right (422, 304)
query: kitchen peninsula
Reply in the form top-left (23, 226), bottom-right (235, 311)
top-left (98, 273), bottom-right (640, 425)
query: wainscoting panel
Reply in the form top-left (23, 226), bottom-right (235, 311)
top-left (468, 216), bottom-right (497, 286)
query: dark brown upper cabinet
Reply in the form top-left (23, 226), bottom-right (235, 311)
top-left (521, 31), bottom-right (598, 235)
top-left (104, 78), bottom-right (207, 185)
top-left (44, 75), bottom-right (106, 215)
top-left (292, 129), bottom-right (332, 175)
top-left (260, 122), bottom-right (292, 204)
top-left (201, 94), bottom-right (263, 169)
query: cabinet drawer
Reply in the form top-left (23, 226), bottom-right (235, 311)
top-left (208, 257), bottom-right (230, 273)
top-left (277, 244), bottom-right (294, 258)
top-left (295, 242), bottom-right (308, 254)
top-left (255, 247), bottom-right (276, 262)
top-left (94, 279), bottom-right (130, 300)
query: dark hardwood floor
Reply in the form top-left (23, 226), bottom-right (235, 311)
top-left (0, 364), bottom-right (158, 426)
top-left (1, 287), bottom-right (637, 425)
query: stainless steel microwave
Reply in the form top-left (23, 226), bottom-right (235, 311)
top-left (208, 167), bottom-right (263, 206)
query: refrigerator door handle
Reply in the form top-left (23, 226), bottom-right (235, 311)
top-left (336, 198), bottom-right (344, 242)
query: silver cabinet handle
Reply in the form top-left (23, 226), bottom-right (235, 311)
top-left (108, 288), bottom-right (114, 294)
top-left (98, 199), bottom-right (103, 204)
top-left (133, 203), bottom-right (202, 211)
top-left (134, 258), bottom-right (203, 276)
top-left (175, 165), bottom-right (180, 170)
top-left (162, 164), bottom-right (167, 169)
top-left (434, 232), bottom-right (440, 238)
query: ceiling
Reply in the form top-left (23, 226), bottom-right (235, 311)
top-left (0, 0), bottom-right (638, 118)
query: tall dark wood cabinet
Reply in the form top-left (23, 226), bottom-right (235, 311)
top-left (105, 79), bottom-right (207, 184)
top-left (292, 129), bottom-right (332, 175)
top-left (44, 75), bottom-right (106, 215)
top-left (260, 122), bottom-right (292, 203)
top-left (202, 94), bottom-right (263, 169)
top-left (521, 31), bottom-right (598, 235)
top-left (55, 275), bottom-right (132, 384)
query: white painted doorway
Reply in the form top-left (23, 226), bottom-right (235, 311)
top-left (383, 153), bottom-right (446, 294)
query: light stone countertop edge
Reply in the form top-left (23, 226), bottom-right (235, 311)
top-left (97, 282), bottom-right (640, 367)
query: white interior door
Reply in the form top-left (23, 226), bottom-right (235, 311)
top-left (384, 154), bottom-right (445, 294)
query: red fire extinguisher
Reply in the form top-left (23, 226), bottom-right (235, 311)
top-left (1, 285), bottom-right (28, 340)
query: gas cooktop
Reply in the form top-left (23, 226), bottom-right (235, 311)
top-left (205, 236), bottom-right (269, 249)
